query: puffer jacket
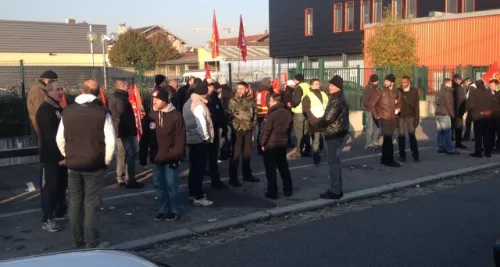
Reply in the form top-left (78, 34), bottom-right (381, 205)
top-left (435, 85), bottom-right (455, 118)
top-left (259, 103), bottom-right (293, 150)
top-left (374, 86), bottom-right (399, 121)
top-left (229, 92), bottom-right (257, 132)
top-left (317, 92), bottom-right (349, 140)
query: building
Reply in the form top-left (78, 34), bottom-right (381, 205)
top-left (206, 31), bottom-right (269, 47)
top-left (0, 19), bottom-right (107, 64)
top-left (118, 24), bottom-right (188, 54)
top-left (156, 51), bottom-right (199, 78)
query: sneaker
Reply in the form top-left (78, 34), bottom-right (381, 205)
top-left (42, 219), bottom-right (61, 232)
top-left (165, 213), bottom-right (180, 222)
top-left (193, 196), bottom-right (213, 207)
top-left (319, 190), bottom-right (343, 200)
top-left (412, 154), bottom-right (420, 162)
top-left (154, 213), bottom-right (166, 221)
top-left (125, 181), bottom-right (144, 189)
top-left (187, 196), bottom-right (196, 201)
top-left (400, 155), bottom-right (407, 162)
top-left (54, 213), bottom-right (68, 221)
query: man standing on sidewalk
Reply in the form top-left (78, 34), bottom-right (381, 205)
top-left (36, 80), bottom-right (66, 232)
top-left (435, 78), bottom-right (460, 155)
top-left (463, 77), bottom-right (476, 141)
top-left (302, 78), bottom-right (328, 166)
top-left (288, 74), bottom-right (311, 159)
top-left (259, 94), bottom-right (293, 200)
top-left (453, 74), bottom-right (467, 149)
top-left (363, 74), bottom-right (380, 150)
top-left (374, 74), bottom-right (401, 167)
top-left (228, 81), bottom-right (259, 187)
top-left (108, 79), bottom-right (143, 189)
top-left (28, 70), bottom-right (58, 145)
top-left (183, 83), bottom-right (214, 206)
top-left (397, 76), bottom-right (420, 162)
top-left (139, 89), bottom-right (185, 221)
top-left (56, 80), bottom-right (116, 248)
top-left (255, 78), bottom-right (272, 155)
top-left (317, 76), bottom-right (349, 200)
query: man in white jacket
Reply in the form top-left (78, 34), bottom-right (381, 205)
top-left (56, 79), bottom-right (115, 248)
top-left (183, 83), bottom-right (214, 207)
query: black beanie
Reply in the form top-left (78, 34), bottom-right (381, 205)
top-left (152, 88), bottom-right (169, 103)
top-left (193, 83), bottom-right (208, 95)
top-left (329, 75), bottom-right (344, 90)
top-left (385, 74), bottom-right (396, 83)
top-left (369, 74), bottom-right (379, 83)
top-left (40, 70), bottom-right (58, 79)
top-left (294, 74), bottom-right (304, 82)
top-left (155, 74), bottom-right (166, 86)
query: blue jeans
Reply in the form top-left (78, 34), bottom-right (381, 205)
top-left (436, 116), bottom-right (454, 152)
top-left (153, 164), bottom-right (182, 215)
top-left (364, 111), bottom-right (380, 148)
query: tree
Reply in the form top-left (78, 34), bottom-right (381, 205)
top-left (108, 29), bottom-right (156, 70)
top-left (149, 33), bottom-right (182, 62)
top-left (364, 8), bottom-right (418, 78)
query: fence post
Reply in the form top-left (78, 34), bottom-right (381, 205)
top-left (19, 59), bottom-right (29, 136)
top-left (297, 61), bottom-right (303, 75)
top-left (356, 65), bottom-right (361, 85)
top-left (272, 58), bottom-right (276, 79)
top-left (138, 63), bottom-right (144, 93)
top-left (318, 59), bottom-right (325, 82)
top-left (228, 63), bottom-right (233, 87)
top-left (422, 66), bottom-right (428, 100)
top-left (465, 65), bottom-right (473, 79)
top-left (442, 66), bottom-right (446, 81)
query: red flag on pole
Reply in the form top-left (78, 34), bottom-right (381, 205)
top-left (211, 10), bottom-right (220, 59)
top-left (205, 62), bottom-right (211, 78)
top-left (60, 93), bottom-right (67, 108)
top-left (482, 62), bottom-right (499, 82)
top-left (237, 15), bottom-right (247, 62)
top-left (99, 88), bottom-right (107, 109)
top-left (128, 84), bottom-right (143, 139)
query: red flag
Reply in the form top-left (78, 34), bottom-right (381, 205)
top-left (205, 62), bottom-right (211, 78)
top-left (128, 85), bottom-right (143, 138)
top-left (482, 62), bottom-right (499, 82)
top-left (99, 88), bottom-right (107, 109)
top-left (237, 15), bottom-right (247, 62)
top-left (211, 10), bottom-right (220, 59)
top-left (60, 93), bottom-right (67, 108)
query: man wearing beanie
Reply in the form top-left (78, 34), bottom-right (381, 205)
top-left (255, 77), bottom-right (273, 155)
top-left (397, 76), bottom-right (420, 162)
top-left (139, 89), bottom-right (186, 221)
top-left (155, 74), bottom-right (168, 89)
top-left (289, 73), bottom-right (312, 159)
top-left (363, 74), bottom-right (381, 150)
top-left (374, 74), bottom-right (401, 167)
top-left (182, 83), bottom-right (214, 206)
top-left (28, 70), bottom-right (58, 145)
top-left (315, 75), bottom-right (349, 200)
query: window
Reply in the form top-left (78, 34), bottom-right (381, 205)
top-left (463, 0), bottom-right (475, 12)
top-left (446, 0), bottom-right (458, 13)
top-left (305, 8), bottom-right (313, 36)
top-left (361, 0), bottom-right (372, 28)
top-left (407, 0), bottom-right (417, 18)
top-left (393, 0), bottom-right (404, 18)
top-left (345, 1), bottom-right (354, 31)
top-left (333, 4), bottom-right (343, 33)
top-left (373, 0), bottom-right (383, 23)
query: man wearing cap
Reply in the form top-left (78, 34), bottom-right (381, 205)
top-left (289, 73), bottom-right (311, 159)
top-left (255, 78), bottom-right (273, 155)
top-left (316, 76), bottom-right (349, 200)
top-left (36, 80), bottom-right (67, 232)
top-left (139, 88), bottom-right (185, 221)
top-left (397, 76), bottom-right (420, 162)
top-left (452, 74), bottom-right (467, 149)
top-left (374, 74), bottom-right (401, 167)
top-left (363, 74), bottom-right (381, 150)
top-left (28, 70), bottom-right (58, 145)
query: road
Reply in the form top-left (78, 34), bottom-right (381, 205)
top-left (140, 169), bottom-right (500, 267)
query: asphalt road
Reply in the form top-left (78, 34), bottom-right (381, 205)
top-left (152, 173), bottom-right (500, 267)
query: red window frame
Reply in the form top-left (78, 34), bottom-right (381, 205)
top-left (333, 3), bottom-right (343, 33)
top-left (406, 0), bottom-right (418, 18)
top-left (305, 8), bottom-right (313, 36)
top-left (372, 0), bottom-right (383, 23)
top-left (445, 0), bottom-right (458, 13)
top-left (345, 1), bottom-right (355, 31)
top-left (360, 0), bottom-right (371, 30)
top-left (462, 0), bottom-right (475, 12)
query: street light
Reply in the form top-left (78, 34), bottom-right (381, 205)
top-left (86, 25), bottom-right (117, 90)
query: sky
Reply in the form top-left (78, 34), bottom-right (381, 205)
top-left (0, 0), bottom-right (269, 46)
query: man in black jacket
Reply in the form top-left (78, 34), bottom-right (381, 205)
top-left (316, 76), bottom-right (349, 200)
top-left (452, 74), bottom-right (467, 149)
top-left (36, 80), bottom-right (66, 232)
top-left (259, 94), bottom-right (293, 199)
top-left (177, 76), bottom-right (195, 114)
top-left (107, 79), bottom-right (143, 189)
top-left (397, 76), bottom-right (420, 162)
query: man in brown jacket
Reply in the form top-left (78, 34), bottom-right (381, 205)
top-left (435, 78), bottom-right (459, 155)
top-left (363, 74), bottom-right (380, 150)
top-left (374, 74), bottom-right (401, 167)
top-left (397, 76), bottom-right (420, 162)
top-left (27, 70), bottom-right (58, 145)
top-left (259, 94), bottom-right (293, 199)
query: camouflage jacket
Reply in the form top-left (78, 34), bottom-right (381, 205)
top-left (229, 92), bottom-right (257, 132)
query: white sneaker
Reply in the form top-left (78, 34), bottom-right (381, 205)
top-left (193, 196), bottom-right (213, 207)
top-left (42, 219), bottom-right (61, 232)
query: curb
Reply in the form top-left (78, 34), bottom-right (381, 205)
top-left (111, 162), bottom-right (500, 251)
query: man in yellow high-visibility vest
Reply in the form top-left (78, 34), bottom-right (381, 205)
top-left (302, 78), bottom-right (328, 166)
top-left (288, 74), bottom-right (311, 159)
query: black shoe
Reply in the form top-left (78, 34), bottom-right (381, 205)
top-left (319, 190), bottom-right (343, 200)
top-left (203, 170), bottom-right (211, 176)
top-left (456, 143), bottom-right (468, 149)
top-left (384, 161), bottom-right (401, 168)
top-left (284, 191), bottom-right (293, 197)
top-left (154, 213), bottom-right (166, 221)
top-left (470, 152), bottom-right (482, 158)
top-left (211, 181), bottom-right (228, 189)
top-left (229, 180), bottom-right (242, 187)
top-left (485, 153), bottom-right (492, 158)
top-left (165, 213), bottom-right (179, 222)
top-left (243, 176), bottom-right (260, 183)
top-left (445, 151), bottom-right (460, 155)
top-left (400, 155), bottom-right (407, 162)
top-left (437, 149), bottom-right (446, 153)
top-left (125, 181), bottom-right (144, 189)
top-left (412, 154), bottom-right (420, 161)
top-left (265, 192), bottom-right (278, 200)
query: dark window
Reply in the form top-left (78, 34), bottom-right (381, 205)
top-left (393, 0), bottom-right (404, 18)
top-left (362, 0), bottom-right (372, 27)
top-left (305, 8), bottom-right (313, 36)
top-left (463, 0), bottom-right (474, 12)
top-left (345, 1), bottom-right (354, 31)
top-left (446, 0), bottom-right (458, 13)
top-left (407, 0), bottom-right (417, 18)
top-left (373, 0), bottom-right (383, 22)
top-left (334, 4), bottom-right (343, 33)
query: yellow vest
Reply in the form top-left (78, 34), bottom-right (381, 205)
top-left (291, 82), bottom-right (311, 114)
top-left (308, 90), bottom-right (329, 118)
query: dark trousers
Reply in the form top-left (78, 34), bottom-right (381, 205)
top-left (326, 137), bottom-right (346, 195)
top-left (380, 119), bottom-right (398, 164)
top-left (41, 163), bottom-right (68, 222)
top-left (464, 113), bottom-right (473, 140)
top-left (208, 132), bottom-right (222, 184)
top-left (397, 117), bottom-right (419, 158)
top-left (473, 118), bottom-right (494, 156)
top-left (263, 147), bottom-right (292, 197)
top-left (256, 118), bottom-right (264, 154)
top-left (292, 113), bottom-right (310, 156)
top-left (230, 131), bottom-right (253, 181)
top-left (453, 117), bottom-right (465, 145)
top-left (495, 117), bottom-right (500, 150)
top-left (68, 169), bottom-right (102, 248)
top-left (188, 143), bottom-right (209, 199)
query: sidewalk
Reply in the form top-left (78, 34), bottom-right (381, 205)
top-left (0, 119), bottom-right (493, 260)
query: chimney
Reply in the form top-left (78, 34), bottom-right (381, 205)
top-left (118, 23), bottom-right (127, 34)
top-left (65, 18), bottom-right (76, 24)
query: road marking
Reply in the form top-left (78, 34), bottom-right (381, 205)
top-left (0, 147), bottom-right (434, 219)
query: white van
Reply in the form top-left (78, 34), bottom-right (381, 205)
top-left (179, 70), bottom-right (221, 86)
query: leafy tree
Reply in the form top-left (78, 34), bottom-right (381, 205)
top-left (364, 8), bottom-right (418, 79)
top-left (108, 29), bottom-right (156, 70)
top-left (148, 33), bottom-right (182, 62)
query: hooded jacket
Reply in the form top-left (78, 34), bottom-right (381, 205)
top-left (259, 103), bottom-right (293, 150)
top-left (183, 93), bottom-right (214, 144)
top-left (36, 96), bottom-right (64, 164)
top-left (139, 103), bottom-right (186, 165)
top-left (229, 92), bottom-right (257, 132)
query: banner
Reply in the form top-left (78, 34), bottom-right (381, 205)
top-left (211, 10), bottom-right (220, 59)
top-left (129, 84), bottom-right (143, 138)
top-left (237, 15), bottom-right (247, 62)
top-left (482, 62), bottom-right (499, 82)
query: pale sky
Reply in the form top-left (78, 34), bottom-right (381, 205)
top-left (0, 0), bottom-right (269, 46)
